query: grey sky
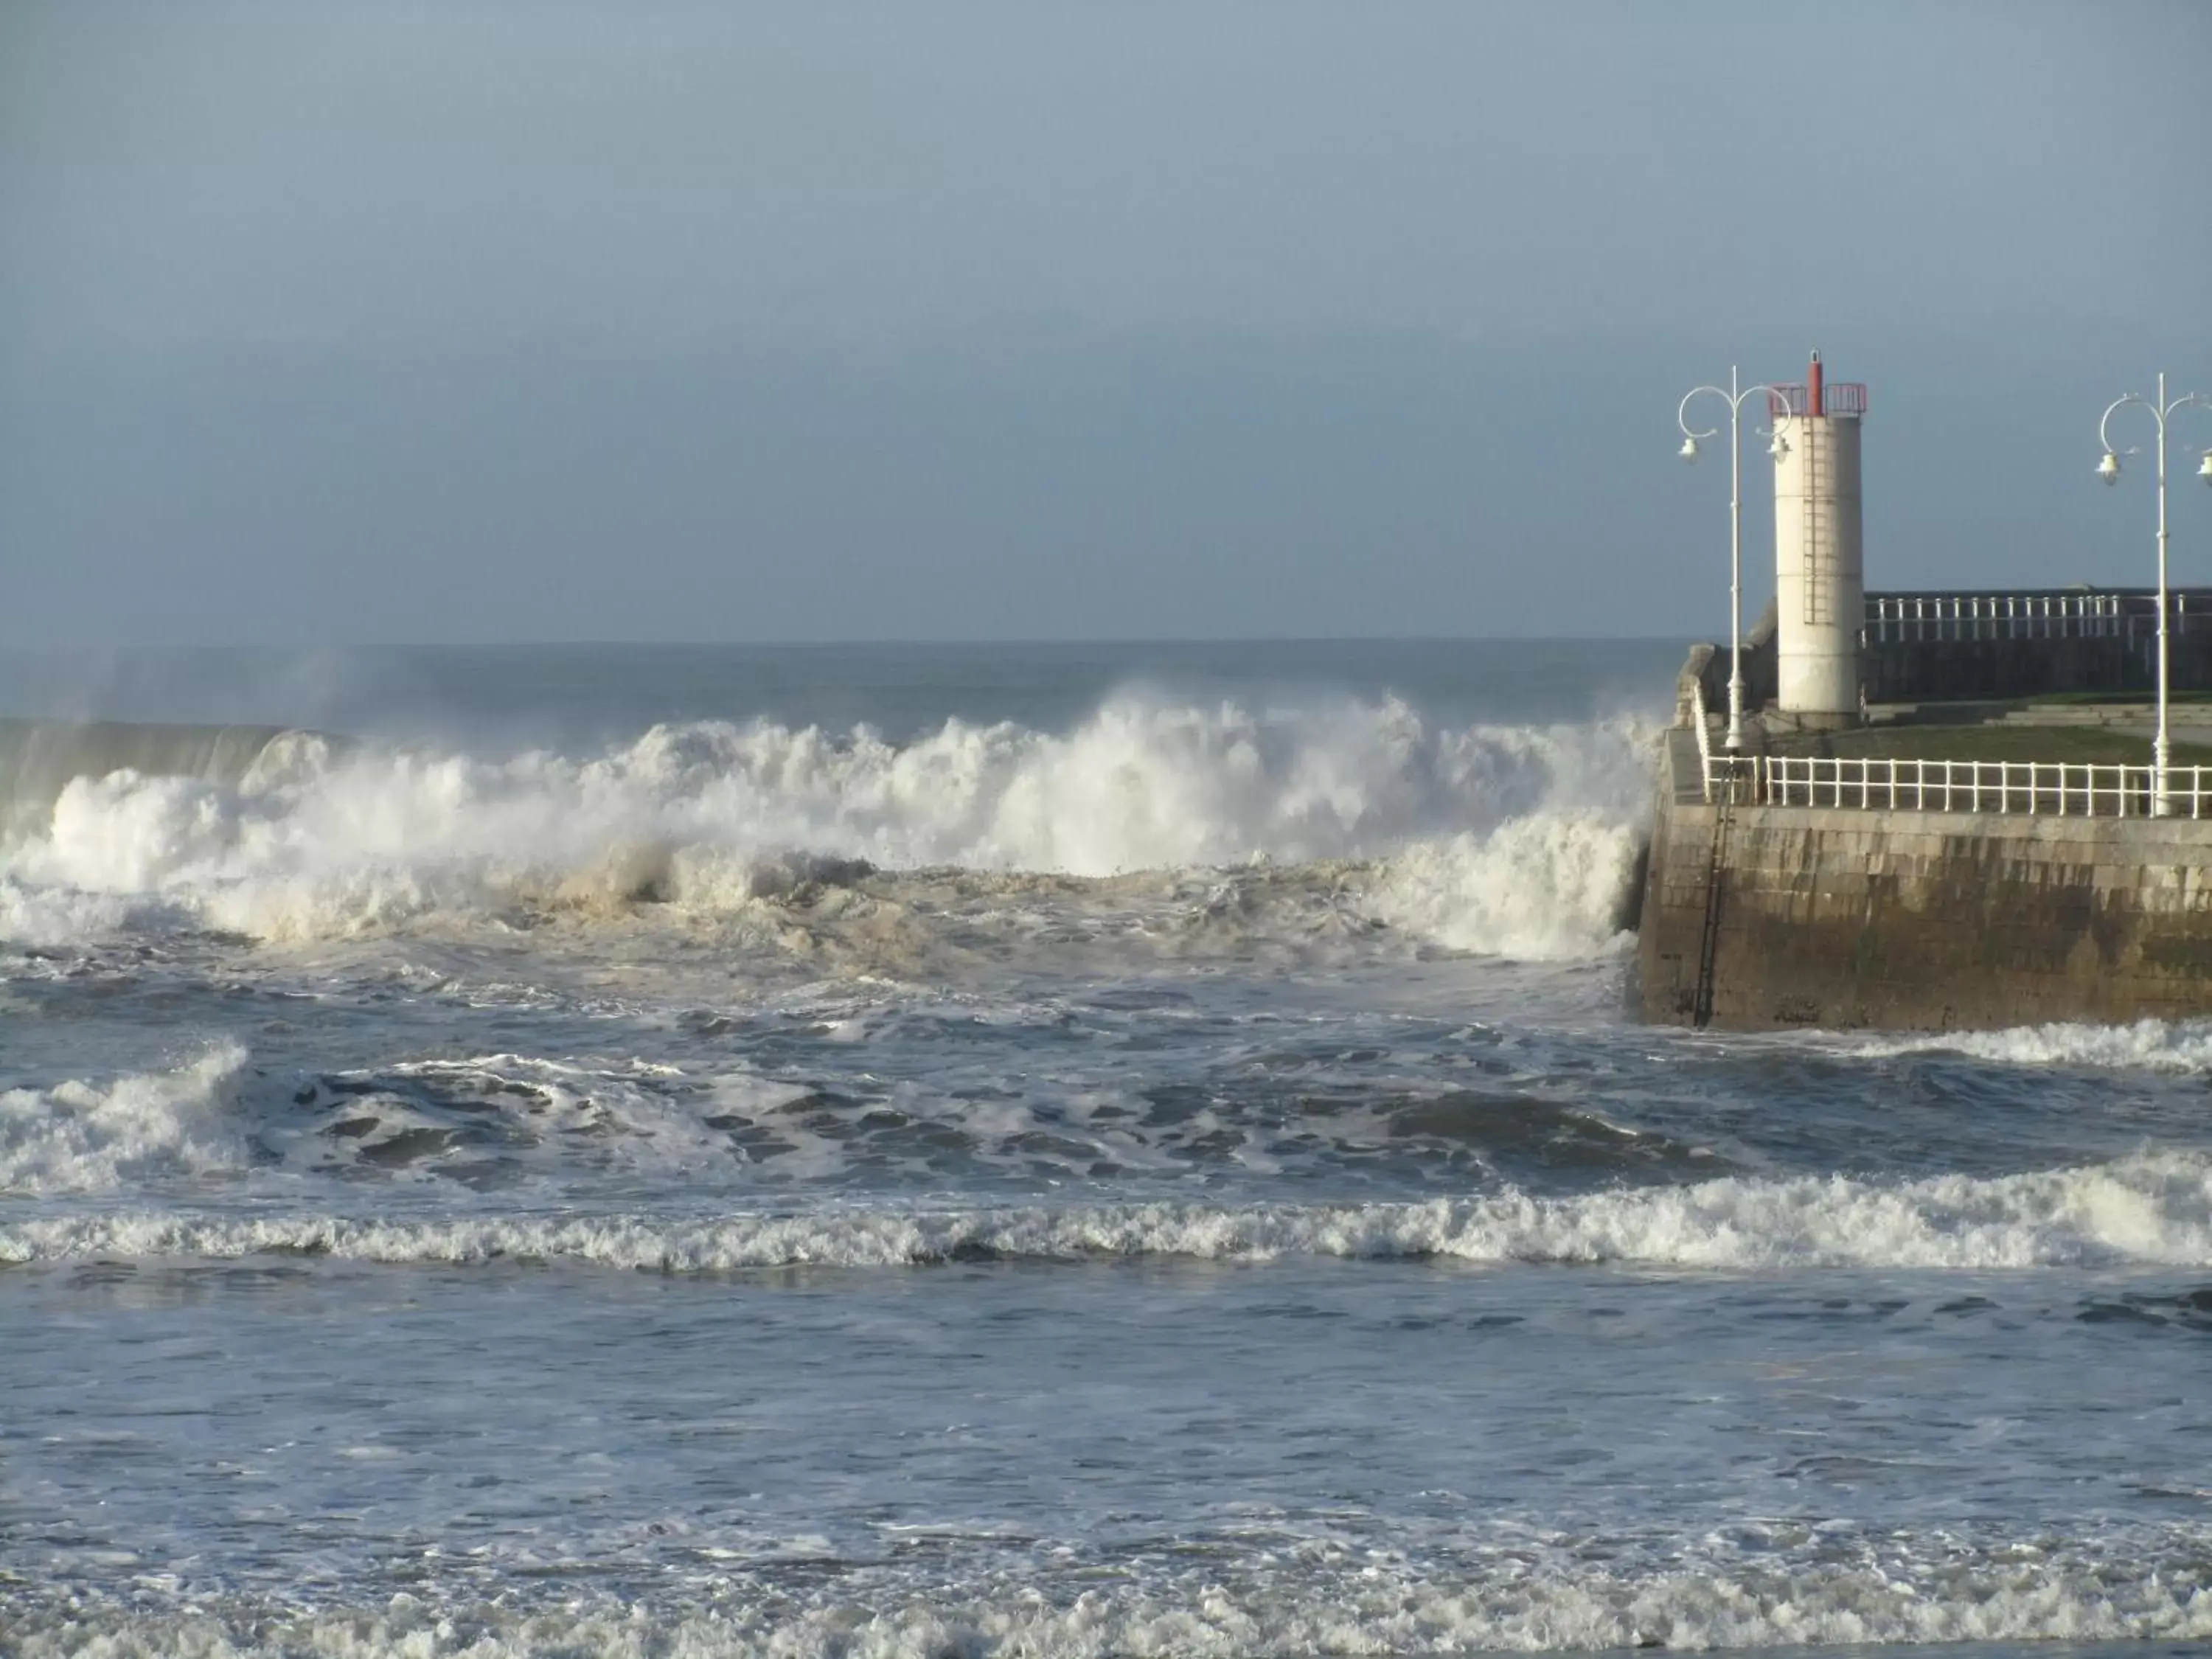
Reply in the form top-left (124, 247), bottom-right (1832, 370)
top-left (2, 1), bottom-right (2208, 643)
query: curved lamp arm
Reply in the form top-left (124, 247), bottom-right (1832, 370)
top-left (2101, 392), bottom-right (2154, 456)
top-left (1678, 382), bottom-right (1791, 442)
top-left (2098, 389), bottom-right (2208, 445)
top-left (1677, 386), bottom-right (1730, 443)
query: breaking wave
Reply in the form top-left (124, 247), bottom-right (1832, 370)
top-left (0, 715), bottom-right (301, 841)
top-left (1854, 1018), bottom-right (2212, 1074)
top-left (0, 698), bottom-right (1651, 957)
top-left (8, 1047), bottom-right (2211, 1267)
top-left (0, 1042), bottom-right (1731, 1198)
top-left (0, 1043), bottom-right (255, 1195)
top-left (10, 1150), bottom-right (2211, 1271)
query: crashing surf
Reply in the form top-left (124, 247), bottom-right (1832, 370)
top-left (0, 698), bottom-right (1653, 959)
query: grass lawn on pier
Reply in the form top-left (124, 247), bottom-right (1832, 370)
top-left (1770, 721), bottom-right (2212, 768)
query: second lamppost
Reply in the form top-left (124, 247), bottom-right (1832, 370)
top-left (2098, 372), bottom-right (2212, 815)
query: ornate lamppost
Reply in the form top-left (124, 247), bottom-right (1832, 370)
top-left (1679, 368), bottom-right (1790, 751)
top-left (2098, 373), bottom-right (2212, 815)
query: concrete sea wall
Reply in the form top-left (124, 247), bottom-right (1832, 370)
top-left (1637, 794), bottom-right (2212, 1031)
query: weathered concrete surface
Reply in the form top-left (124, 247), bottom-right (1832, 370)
top-left (1637, 793), bottom-right (2212, 1031)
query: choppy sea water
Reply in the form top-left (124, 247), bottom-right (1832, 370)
top-left (4, 640), bottom-right (2211, 1659)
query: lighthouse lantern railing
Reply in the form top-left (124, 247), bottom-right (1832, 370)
top-left (1766, 382), bottom-right (1869, 419)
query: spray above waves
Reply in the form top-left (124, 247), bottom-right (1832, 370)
top-left (0, 717), bottom-right (317, 841)
top-left (0, 697), bottom-right (1652, 957)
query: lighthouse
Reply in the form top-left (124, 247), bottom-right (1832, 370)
top-left (1772, 352), bottom-right (1867, 720)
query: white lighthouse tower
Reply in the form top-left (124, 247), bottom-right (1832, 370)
top-left (1772, 352), bottom-right (1867, 721)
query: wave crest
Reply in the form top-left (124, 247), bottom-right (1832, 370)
top-left (1854, 1018), bottom-right (2212, 1073)
top-left (0, 698), bottom-right (1651, 956)
top-left (10, 1151), bottom-right (2211, 1270)
top-left (0, 1043), bottom-right (254, 1195)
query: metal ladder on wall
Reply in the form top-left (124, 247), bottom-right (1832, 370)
top-left (1688, 771), bottom-right (1736, 1029)
top-left (1800, 415), bottom-right (1829, 628)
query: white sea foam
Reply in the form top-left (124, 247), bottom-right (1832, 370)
top-left (0, 872), bottom-right (173, 949)
top-left (11, 1537), bottom-right (2212, 1656)
top-left (0, 1043), bottom-right (254, 1194)
top-left (10, 1152), bottom-right (2209, 1270)
top-left (0, 1044), bottom-right (857, 1195)
top-left (1368, 813), bottom-right (1641, 959)
top-left (1854, 1017), bottom-right (2212, 1074)
top-left (0, 698), bottom-right (1651, 958)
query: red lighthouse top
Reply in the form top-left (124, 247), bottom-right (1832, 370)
top-left (1767, 351), bottom-right (1868, 418)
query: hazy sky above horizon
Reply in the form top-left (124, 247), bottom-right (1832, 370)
top-left (3, 1), bottom-right (2208, 644)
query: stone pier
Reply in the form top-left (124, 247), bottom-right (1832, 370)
top-left (1637, 787), bottom-right (2212, 1031)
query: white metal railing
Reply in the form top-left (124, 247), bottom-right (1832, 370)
top-left (1861, 591), bottom-right (2138, 644)
top-left (1690, 677), bottom-right (1714, 801)
top-left (1704, 754), bottom-right (2212, 819)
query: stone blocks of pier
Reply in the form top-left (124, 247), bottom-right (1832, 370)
top-left (1637, 796), bottom-right (2212, 1032)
